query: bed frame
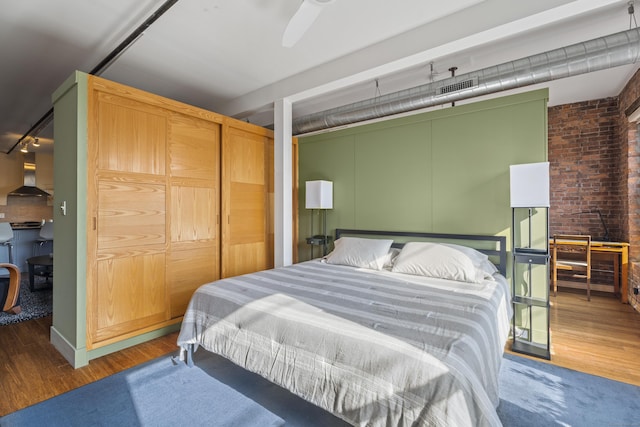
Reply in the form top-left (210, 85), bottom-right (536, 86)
top-left (180, 229), bottom-right (507, 367)
top-left (335, 228), bottom-right (508, 276)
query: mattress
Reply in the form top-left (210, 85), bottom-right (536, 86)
top-left (177, 260), bottom-right (511, 427)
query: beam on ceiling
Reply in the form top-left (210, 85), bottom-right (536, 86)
top-left (6, 0), bottom-right (180, 155)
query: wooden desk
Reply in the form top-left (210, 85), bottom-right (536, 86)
top-left (550, 239), bottom-right (629, 303)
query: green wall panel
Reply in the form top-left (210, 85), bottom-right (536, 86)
top-left (299, 89), bottom-right (548, 261)
top-left (431, 97), bottom-right (547, 236)
top-left (354, 121), bottom-right (431, 231)
top-left (298, 135), bottom-right (355, 256)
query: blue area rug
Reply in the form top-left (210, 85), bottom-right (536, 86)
top-left (2, 350), bottom-right (639, 426)
top-left (0, 352), bottom-right (287, 427)
top-left (498, 353), bottom-right (640, 426)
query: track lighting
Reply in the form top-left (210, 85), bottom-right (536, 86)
top-left (20, 142), bottom-right (28, 153)
top-left (32, 137), bottom-right (40, 147)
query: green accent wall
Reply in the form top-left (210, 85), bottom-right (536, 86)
top-left (298, 89), bottom-right (549, 261)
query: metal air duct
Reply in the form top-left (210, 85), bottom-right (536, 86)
top-left (292, 27), bottom-right (640, 135)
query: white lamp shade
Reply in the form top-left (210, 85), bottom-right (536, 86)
top-left (509, 162), bottom-right (550, 207)
top-left (305, 180), bottom-right (333, 209)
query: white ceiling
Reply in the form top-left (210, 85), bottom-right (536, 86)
top-left (1, 0), bottom-right (638, 154)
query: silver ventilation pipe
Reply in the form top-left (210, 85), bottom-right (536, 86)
top-left (292, 27), bottom-right (640, 135)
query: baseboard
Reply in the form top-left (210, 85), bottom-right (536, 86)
top-left (87, 322), bottom-right (182, 361)
top-left (50, 326), bottom-right (88, 368)
top-left (50, 323), bottom-right (181, 368)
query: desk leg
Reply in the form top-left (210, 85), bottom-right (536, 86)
top-left (621, 247), bottom-right (629, 304)
top-left (613, 256), bottom-right (620, 296)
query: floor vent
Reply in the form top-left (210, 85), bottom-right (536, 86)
top-left (437, 77), bottom-right (479, 95)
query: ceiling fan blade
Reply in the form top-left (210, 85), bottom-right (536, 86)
top-left (282, 0), bottom-right (333, 47)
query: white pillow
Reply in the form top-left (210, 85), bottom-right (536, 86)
top-left (392, 241), bottom-right (486, 283)
top-left (440, 243), bottom-right (488, 265)
top-left (325, 237), bottom-right (394, 270)
top-left (440, 243), bottom-right (498, 279)
top-left (479, 258), bottom-right (499, 277)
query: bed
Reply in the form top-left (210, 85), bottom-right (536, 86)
top-left (177, 229), bottom-right (511, 427)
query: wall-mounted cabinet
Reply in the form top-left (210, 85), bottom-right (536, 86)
top-left (52, 72), bottom-right (292, 366)
top-left (0, 152), bottom-right (24, 206)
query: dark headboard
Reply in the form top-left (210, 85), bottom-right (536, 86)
top-left (335, 229), bottom-right (508, 276)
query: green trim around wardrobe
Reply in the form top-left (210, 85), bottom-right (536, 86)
top-left (51, 71), bottom-right (89, 367)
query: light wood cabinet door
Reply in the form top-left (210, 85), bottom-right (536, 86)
top-left (167, 113), bottom-right (220, 318)
top-left (87, 87), bottom-right (170, 348)
top-left (222, 124), bottom-right (274, 278)
top-left (84, 75), bottom-right (276, 350)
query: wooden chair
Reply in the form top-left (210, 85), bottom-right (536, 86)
top-left (551, 234), bottom-right (592, 301)
top-left (1, 263), bottom-right (21, 314)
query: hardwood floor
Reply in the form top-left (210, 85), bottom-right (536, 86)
top-left (0, 316), bottom-right (180, 417)
top-left (1, 289), bottom-right (639, 417)
top-left (507, 288), bottom-right (640, 387)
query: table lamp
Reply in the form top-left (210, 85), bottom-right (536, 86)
top-left (510, 161), bottom-right (550, 251)
top-left (305, 180), bottom-right (333, 256)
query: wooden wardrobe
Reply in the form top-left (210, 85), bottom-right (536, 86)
top-left (52, 72), bottom-right (295, 360)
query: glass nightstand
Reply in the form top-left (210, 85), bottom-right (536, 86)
top-left (306, 235), bottom-right (332, 258)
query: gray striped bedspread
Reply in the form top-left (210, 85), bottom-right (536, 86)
top-left (177, 260), bottom-right (512, 427)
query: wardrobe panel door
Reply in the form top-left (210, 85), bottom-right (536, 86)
top-left (97, 180), bottom-right (166, 250)
top-left (222, 126), bottom-right (272, 278)
top-left (167, 243), bottom-right (216, 318)
top-left (167, 114), bottom-right (220, 318)
top-left (169, 113), bottom-right (219, 180)
top-left (88, 82), bottom-right (170, 349)
top-left (95, 93), bottom-right (166, 175)
top-left (170, 185), bottom-right (217, 242)
top-left (90, 253), bottom-right (167, 344)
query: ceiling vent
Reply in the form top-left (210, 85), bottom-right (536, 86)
top-left (437, 77), bottom-right (479, 95)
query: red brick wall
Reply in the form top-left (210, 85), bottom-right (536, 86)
top-left (549, 68), bottom-right (640, 309)
top-left (616, 69), bottom-right (640, 309)
top-left (548, 98), bottom-right (622, 240)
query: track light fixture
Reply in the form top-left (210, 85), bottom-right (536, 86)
top-left (32, 137), bottom-right (40, 147)
top-left (20, 142), bottom-right (28, 153)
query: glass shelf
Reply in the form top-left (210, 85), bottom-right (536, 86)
top-left (511, 207), bottom-right (550, 360)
